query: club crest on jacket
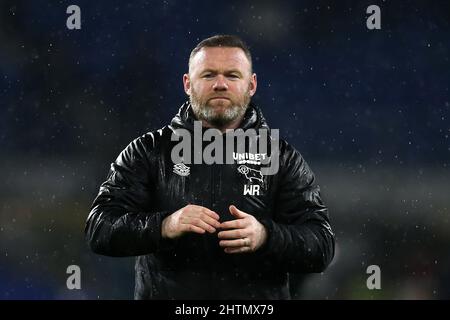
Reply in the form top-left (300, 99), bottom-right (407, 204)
top-left (237, 165), bottom-right (263, 183)
top-left (173, 163), bottom-right (190, 177)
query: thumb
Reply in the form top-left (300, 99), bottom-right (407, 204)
top-left (229, 205), bottom-right (247, 219)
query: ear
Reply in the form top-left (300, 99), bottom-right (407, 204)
top-left (249, 73), bottom-right (257, 97)
top-left (183, 74), bottom-right (191, 95)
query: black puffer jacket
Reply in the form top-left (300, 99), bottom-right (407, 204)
top-left (85, 101), bottom-right (335, 299)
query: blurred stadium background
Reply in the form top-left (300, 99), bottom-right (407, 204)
top-left (0, 0), bottom-right (448, 299)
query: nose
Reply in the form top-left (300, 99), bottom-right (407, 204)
top-left (212, 75), bottom-right (228, 91)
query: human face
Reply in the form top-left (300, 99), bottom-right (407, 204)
top-left (183, 47), bottom-right (257, 129)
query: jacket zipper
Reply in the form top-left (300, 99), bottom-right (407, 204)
top-left (210, 164), bottom-right (215, 207)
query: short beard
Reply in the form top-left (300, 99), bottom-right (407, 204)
top-left (190, 90), bottom-right (251, 129)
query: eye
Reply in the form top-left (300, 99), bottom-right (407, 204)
top-left (228, 74), bottom-right (240, 79)
top-left (202, 73), bottom-right (214, 78)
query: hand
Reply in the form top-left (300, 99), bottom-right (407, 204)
top-left (161, 204), bottom-right (221, 239)
top-left (218, 205), bottom-right (267, 254)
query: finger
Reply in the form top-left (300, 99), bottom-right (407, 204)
top-left (184, 217), bottom-right (216, 233)
top-left (185, 212), bottom-right (221, 229)
top-left (217, 229), bottom-right (247, 239)
top-left (229, 205), bottom-right (247, 219)
top-left (219, 219), bottom-right (247, 230)
top-left (189, 205), bottom-right (220, 220)
top-left (224, 246), bottom-right (251, 254)
top-left (196, 212), bottom-right (221, 228)
top-left (201, 207), bottom-right (220, 220)
top-left (180, 223), bottom-right (206, 234)
top-left (219, 238), bottom-right (250, 248)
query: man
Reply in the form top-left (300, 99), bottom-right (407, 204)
top-left (85, 35), bottom-right (335, 299)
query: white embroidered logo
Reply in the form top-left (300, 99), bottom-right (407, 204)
top-left (233, 152), bottom-right (268, 165)
top-left (237, 165), bottom-right (263, 183)
top-left (243, 184), bottom-right (260, 196)
top-left (173, 163), bottom-right (190, 177)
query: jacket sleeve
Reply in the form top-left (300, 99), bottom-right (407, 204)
top-left (84, 134), bottom-right (173, 257)
top-left (257, 140), bottom-right (335, 273)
